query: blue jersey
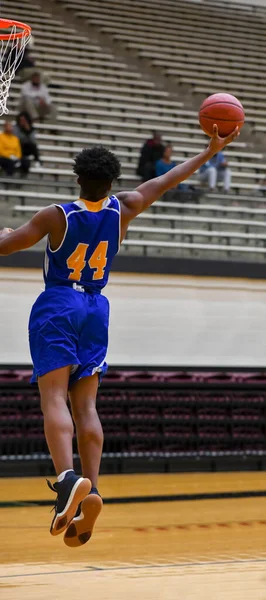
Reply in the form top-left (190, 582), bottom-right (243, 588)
top-left (44, 195), bottom-right (120, 292)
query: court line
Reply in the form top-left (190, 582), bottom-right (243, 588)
top-left (0, 568), bottom-right (102, 579)
top-left (2, 518), bottom-right (266, 532)
top-left (1, 558), bottom-right (266, 579)
top-left (1, 489), bottom-right (266, 508)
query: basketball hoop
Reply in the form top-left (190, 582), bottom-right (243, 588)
top-left (0, 19), bottom-right (31, 115)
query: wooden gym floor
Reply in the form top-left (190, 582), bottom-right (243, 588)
top-left (1, 473), bottom-right (266, 599)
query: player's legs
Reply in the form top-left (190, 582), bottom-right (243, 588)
top-left (69, 373), bottom-right (103, 486)
top-left (64, 373), bottom-right (103, 547)
top-left (38, 365), bottom-right (74, 475)
top-left (31, 289), bottom-right (107, 541)
top-left (38, 365), bottom-right (91, 536)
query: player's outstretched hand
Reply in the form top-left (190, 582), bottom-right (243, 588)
top-left (208, 124), bottom-right (240, 155)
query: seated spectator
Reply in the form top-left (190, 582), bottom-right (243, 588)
top-left (156, 144), bottom-right (201, 202)
top-left (137, 131), bottom-right (164, 182)
top-left (14, 111), bottom-right (41, 167)
top-left (20, 72), bottom-right (57, 122)
top-left (199, 151), bottom-right (231, 192)
top-left (0, 121), bottom-right (30, 177)
top-left (155, 143), bottom-right (176, 176)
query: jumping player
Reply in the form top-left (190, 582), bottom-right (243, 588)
top-left (0, 125), bottom-right (239, 547)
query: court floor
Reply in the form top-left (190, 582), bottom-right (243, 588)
top-left (1, 473), bottom-right (266, 599)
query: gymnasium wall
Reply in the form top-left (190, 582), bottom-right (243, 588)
top-left (1, 268), bottom-right (266, 368)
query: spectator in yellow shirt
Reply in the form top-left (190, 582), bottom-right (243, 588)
top-left (0, 121), bottom-right (30, 177)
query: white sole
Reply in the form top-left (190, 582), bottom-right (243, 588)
top-left (51, 477), bottom-right (91, 536)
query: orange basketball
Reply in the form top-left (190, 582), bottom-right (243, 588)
top-left (199, 93), bottom-right (245, 137)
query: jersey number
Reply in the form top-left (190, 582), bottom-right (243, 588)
top-left (67, 241), bottom-right (108, 281)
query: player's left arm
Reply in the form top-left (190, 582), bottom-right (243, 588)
top-left (0, 205), bottom-right (62, 255)
top-left (117, 125), bottom-right (239, 239)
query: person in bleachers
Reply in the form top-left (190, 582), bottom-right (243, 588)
top-left (137, 131), bottom-right (164, 182)
top-left (156, 143), bottom-right (202, 201)
top-left (199, 151), bottom-right (231, 192)
top-left (0, 121), bottom-right (30, 177)
top-left (20, 72), bottom-right (57, 123)
top-left (14, 112), bottom-right (41, 168)
top-left (155, 143), bottom-right (176, 176)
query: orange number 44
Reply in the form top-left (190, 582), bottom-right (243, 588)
top-left (67, 241), bottom-right (108, 282)
top-left (88, 241), bottom-right (108, 280)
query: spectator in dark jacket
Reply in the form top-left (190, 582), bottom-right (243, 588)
top-left (137, 131), bottom-right (164, 182)
top-left (14, 111), bottom-right (41, 167)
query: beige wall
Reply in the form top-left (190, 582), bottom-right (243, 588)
top-left (0, 268), bottom-right (266, 367)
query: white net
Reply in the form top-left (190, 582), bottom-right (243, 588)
top-left (0, 22), bottom-right (31, 115)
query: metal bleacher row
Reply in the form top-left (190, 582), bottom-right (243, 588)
top-left (58, 0), bottom-right (266, 124)
top-left (2, 0), bottom-right (266, 261)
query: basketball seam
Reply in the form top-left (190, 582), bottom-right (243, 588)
top-left (200, 101), bottom-right (244, 112)
top-left (200, 116), bottom-right (244, 123)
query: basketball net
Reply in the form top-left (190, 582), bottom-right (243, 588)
top-left (0, 20), bottom-right (31, 115)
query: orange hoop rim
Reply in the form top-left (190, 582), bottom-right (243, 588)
top-left (0, 18), bottom-right (31, 40)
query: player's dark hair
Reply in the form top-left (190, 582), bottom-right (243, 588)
top-left (73, 145), bottom-right (121, 201)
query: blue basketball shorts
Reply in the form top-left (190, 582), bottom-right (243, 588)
top-left (29, 286), bottom-right (109, 385)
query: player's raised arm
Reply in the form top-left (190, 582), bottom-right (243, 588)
top-left (117, 125), bottom-right (239, 237)
top-left (0, 205), bottom-right (65, 255)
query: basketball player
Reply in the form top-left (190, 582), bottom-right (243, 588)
top-left (0, 125), bottom-right (238, 547)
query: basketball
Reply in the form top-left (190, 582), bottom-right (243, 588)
top-left (199, 93), bottom-right (245, 138)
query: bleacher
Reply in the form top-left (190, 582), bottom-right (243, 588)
top-left (1, 368), bottom-right (266, 475)
top-left (1, 0), bottom-right (266, 261)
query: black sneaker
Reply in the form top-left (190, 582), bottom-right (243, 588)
top-left (64, 487), bottom-right (103, 547)
top-left (47, 471), bottom-right (91, 536)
